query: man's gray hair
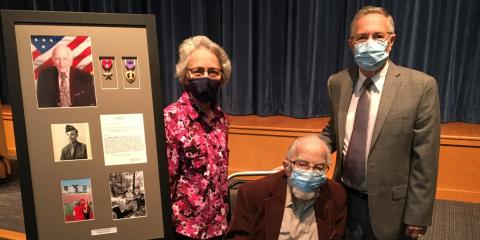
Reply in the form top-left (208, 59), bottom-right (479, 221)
top-left (286, 134), bottom-right (332, 166)
top-left (52, 45), bottom-right (73, 59)
top-left (175, 35), bottom-right (232, 87)
top-left (350, 6), bottom-right (395, 37)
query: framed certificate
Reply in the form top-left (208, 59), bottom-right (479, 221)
top-left (0, 10), bottom-right (171, 239)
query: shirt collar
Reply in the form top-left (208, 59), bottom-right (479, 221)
top-left (357, 61), bottom-right (389, 93)
top-left (178, 91), bottom-right (224, 121)
top-left (285, 184), bottom-right (293, 208)
top-left (285, 184), bottom-right (317, 211)
top-left (58, 69), bottom-right (70, 78)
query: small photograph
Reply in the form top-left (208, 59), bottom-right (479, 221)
top-left (99, 56), bottom-right (118, 89)
top-left (121, 57), bottom-right (140, 89)
top-left (31, 35), bottom-right (97, 108)
top-left (51, 123), bottom-right (92, 162)
top-left (109, 171), bottom-right (146, 220)
top-left (61, 178), bottom-right (94, 223)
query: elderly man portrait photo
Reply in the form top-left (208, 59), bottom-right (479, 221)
top-left (34, 37), bottom-right (96, 108)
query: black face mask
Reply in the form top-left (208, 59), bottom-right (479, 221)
top-left (186, 78), bottom-right (220, 103)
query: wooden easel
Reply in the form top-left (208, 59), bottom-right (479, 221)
top-left (0, 102), bottom-right (8, 156)
top-left (0, 101), bottom-right (12, 179)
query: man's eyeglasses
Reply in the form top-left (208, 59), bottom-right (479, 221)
top-left (289, 159), bottom-right (327, 173)
top-left (188, 67), bottom-right (222, 79)
top-left (351, 32), bottom-right (393, 44)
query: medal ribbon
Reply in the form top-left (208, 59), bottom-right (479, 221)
top-left (125, 59), bottom-right (136, 70)
top-left (102, 58), bottom-right (113, 71)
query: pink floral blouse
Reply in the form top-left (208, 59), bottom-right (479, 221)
top-left (164, 92), bottom-right (229, 239)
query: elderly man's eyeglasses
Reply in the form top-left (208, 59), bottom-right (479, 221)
top-left (351, 32), bottom-right (393, 44)
top-left (188, 67), bottom-right (222, 79)
top-left (289, 159), bottom-right (327, 174)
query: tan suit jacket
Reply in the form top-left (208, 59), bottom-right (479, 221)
top-left (226, 170), bottom-right (347, 240)
top-left (320, 61), bottom-right (440, 239)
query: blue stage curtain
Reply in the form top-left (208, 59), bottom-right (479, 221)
top-left (0, 0), bottom-right (479, 122)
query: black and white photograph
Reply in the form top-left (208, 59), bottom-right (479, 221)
top-left (51, 123), bottom-right (92, 162)
top-left (109, 171), bottom-right (147, 220)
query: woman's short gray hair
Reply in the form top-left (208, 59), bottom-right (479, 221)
top-left (175, 35), bottom-right (232, 87)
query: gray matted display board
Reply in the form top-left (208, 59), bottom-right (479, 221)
top-left (0, 10), bottom-right (172, 240)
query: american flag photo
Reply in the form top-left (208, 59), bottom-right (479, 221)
top-left (30, 35), bottom-right (93, 81)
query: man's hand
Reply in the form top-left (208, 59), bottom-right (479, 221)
top-left (405, 225), bottom-right (427, 239)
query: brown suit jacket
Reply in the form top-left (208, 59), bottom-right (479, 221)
top-left (226, 170), bottom-right (346, 240)
top-left (320, 61), bottom-right (441, 239)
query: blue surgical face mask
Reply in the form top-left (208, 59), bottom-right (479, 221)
top-left (354, 39), bottom-right (389, 71)
top-left (290, 168), bottom-right (327, 192)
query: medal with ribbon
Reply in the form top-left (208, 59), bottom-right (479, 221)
top-left (124, 59), bottom-right (136, 84)
top-left (101, 58), bottom-right (113, 80)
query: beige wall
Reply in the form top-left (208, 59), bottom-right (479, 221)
top-left (3, 108), bottom-right (480, 203)
top-left (228, 126), bottom-right (339, 184)
top-left (228, 116), bottom-right (480, 203)
top-left (436, 137), bottom-right (480, 202)
top-left (1, 104), bottom-right (14, 157)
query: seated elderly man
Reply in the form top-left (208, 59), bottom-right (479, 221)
top-left (226, 134), bottom-right (346, 240)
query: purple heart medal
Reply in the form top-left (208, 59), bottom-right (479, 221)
top-left (124, 59), bottom-right (136, 84)
top-left (102, 58), bottom-right (113, 80)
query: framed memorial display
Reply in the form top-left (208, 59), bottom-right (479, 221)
top-left (0, 10), bottom-right (171, 239)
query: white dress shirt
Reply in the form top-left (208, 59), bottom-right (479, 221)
top-left (342, 62), bottom-right (388, 190)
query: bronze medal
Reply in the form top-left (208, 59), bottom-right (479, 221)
top-left (125, 70), bottom-right (136, 84)
top-left (101, 58), bottom-right (113, 80)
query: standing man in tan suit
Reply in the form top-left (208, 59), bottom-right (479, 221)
top-left (320, 6), bottom-right (440, 240)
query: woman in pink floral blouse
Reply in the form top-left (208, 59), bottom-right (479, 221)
top-left (164, 35), bottom-right (232, 240)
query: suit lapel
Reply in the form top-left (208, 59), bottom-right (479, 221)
top-left (265, 174), bottom-right (287, 240)
top-left (336, 68), bottom-right (357, 171)
top-left (370, 61), bottom-right (402, 151)
top-left (70, 145), bottom-right (76, 159)
top-left (314, 185), bottom-right (332, 237)
top-left (314, 183), bottom-right (330, 219)
top-left (72, 144), bottom-right (78, 158)
top-left (69, 68), bottom-right (76, 104)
